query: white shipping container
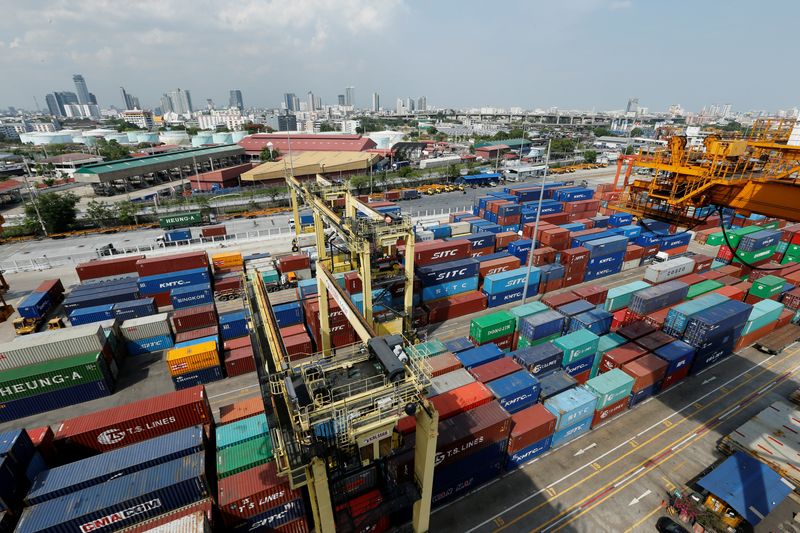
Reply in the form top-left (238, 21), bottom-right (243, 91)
top-left (143, 511), bottom-right (210, 533)
top-left (121, 313), bottom-right (172, 341)
top-left (428, 368), bottom-right (475, 396)
top-left (643, 256), bottom-right (695, 284)
top-left (449, 221), bottom-right (471, 235)
top-left (621, 259), bottom-right (640, 271)
top-left (0, 324), bottom-right (107, 371)
top-left (416, 230), bottom-right (435, 242)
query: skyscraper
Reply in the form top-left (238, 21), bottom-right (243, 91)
top-left (45, 94), bottom-right (60, 116)
top-left (121, 87), bottom-right (136, 110)
top-left (45, 91), bottom-right (78, 116)
top-left (345, 86), bottom-right (355, 107)
top-left (73, 74), bottom-right (91, 105)
top-left (160, 94), bottom-right (174, 113)
top-left (338, 94), bottom-right (346, 106)
top-left (88, 93), bottom-right (97, 105)
top-left (625, 98), bottom-right (639, 116)
top-left (417, 96), bottom-right (426, 112)
top-left (307, 91), bottom-right (315, 112)
top-left (229, 90), bottom-right (244, 111)
top-left (167, 89), bottom-right (193, 114)
top-left (372, 93), bottom-right (380, 112)
top-left (406, 97), bottom-right (415, 112)
top-left (284, 93), bottom-right (297, 112)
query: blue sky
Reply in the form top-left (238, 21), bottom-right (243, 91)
top-left (0, 0), bottom-right (793, 112)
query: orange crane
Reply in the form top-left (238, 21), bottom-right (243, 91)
top-left (610, 118), bottom-right (800, 225)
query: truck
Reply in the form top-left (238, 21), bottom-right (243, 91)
top-left (157, 211), bottom-right (217, 230)
top-left (14, 279), bottom-right (65, 335)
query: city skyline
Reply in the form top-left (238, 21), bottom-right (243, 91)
top-left (2, 1), bottom-right (799, 112)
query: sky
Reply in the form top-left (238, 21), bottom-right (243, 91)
top-left (0, 0), bottom-right (796, 113)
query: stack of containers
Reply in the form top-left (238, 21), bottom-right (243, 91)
top-left (481, 267), bottom-right (541, 308)
top-left (223, 336), bottom-right (256, 377)
top-left (135, 251), bottom-right (210, 308)
top-left (543, 386), bottom-right (598, 447)
top-left (396, 380), bottom-right (494, 434)
top-left (604, 281), bottom-right (651, 312)
top-left (747, 275), bottom-right (785, 303)
top-left (582, 235), bottom-right (628, 281)
top-left (111, 298), bottom-right (155, 321)
top-left (652, 340), bottom-right (696, 390)
top-left (0, 429), bottom-right (47, 515)
top-left (662, 293), bottom-right (729, 337)
top-left (166, 338), bottom-right (223, 390)
top-left (683, 299), bottom-right (752, 374)
top-left (75, 255), bottom-right (144, 282)
top-left (736, 299), bottom-right (785, 348)
top-left (625, 281), bottom-right (689, 324)
top-left (469, 311), bottom-right (516, 351)
top-left (506, 404), bottom-right (557, 467)
top-left (170, 283), bottom-right (213, 310)
top-left (620, 353), bottom-right (669, 406)
top-left (643, 257), bottom-right (695, 284)
top-left (517, 310), bottom-right (565, 349)
top-left (121, 313), bottom-right (174, 356)
top-left (486, 371), bottom-right (541, 413)
top-left (417, 258), bottom-right (480, 304)
top-left (559, 247), bottom-right (589, 286)
top-left (276, 254), bottom-right (312, 281)
top-left (584, 369), bottom-right (635, 427)
top-left (553, 329), bottom-right (600, 383)
top-left (303, 298), bottom-right (355, 351)
top-left (63, 278), bottom-right (140, 315)
top-left (218, 396), bottom-right (266, 426)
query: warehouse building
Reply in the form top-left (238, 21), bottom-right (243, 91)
top-left (240, 151), bottom-right (382, 184)
top-left (238, 133), bottom-right (377, 157)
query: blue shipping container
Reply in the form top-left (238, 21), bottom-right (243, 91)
top-left (0, 380), bottom-right (112, 423)
top-left (653, 340), bottom-right (696, 375)
top-left (519, 310), bottom-right (565, 342)
top-left (18, 292), bottom-right (51, 319)
top-left (538, 370), bottom-right (577, 400)
top-left (26, 426), bottom-right (205, 505)
top-left (550, 416), bottom-right (592, 447)
top-left (69, 304), bottom-right (115, 326)
top-left (65, 288), bottom-right (140, 313)
top-left (231, 500), bottom-right (306, 532)
top-left (416, 259), bottom-right (479, 287)
top-left (483, 266), bottom-right (541, 295)
top-left (583, 235), bottom-right (628, 258)
top-left (137, 268), bottom-right (210, 296)
top-left (16, 454), bottom-right (209, 533)
top-left (486, 371), bottom-right (540, 413)
top-left (164, 229), bottom-right (191, 242)
top-left (564, 354), bottom-right (596, 377)
top-left (219, 311), bottom-right (249, 340)
top-left (568, 309), bottom-right (613, 336)
top-left (557, 300), bottom-right (595, 318)
top-left (127, 334), bottom-right (174, 356)
top-left (170, 284), bottom-right (213, 309)
top-left (608, 213), bottom-right (633, 227)
top-left (112, 299), bottom-right (155, 321)
top-left (544, 386), bottom-right (599, 431)
top-left (444, 337), bottom-right (475, 354)
top-left (172, 366), bottom-right (224, 390)
top-left (456, 344), bottom-right (504, 369)
top-left (539, 263), bottom-right (565, 282)
top-left (511, 343), bottom-right (562, 376)
top-left (507, 435), bottom-right (552, 468)
top-left (629, 381), bottom-right (661, 407)
top-left (465, 232), bottom-right (496, 250)
top-left (272, 302), bottom-right (304, 328)
top-left (423, 277), bottom-right (479, 302)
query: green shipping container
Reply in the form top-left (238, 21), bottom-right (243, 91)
top-left (405, 339), bottom-right (447, 359)
top-left (554, 330), bottom-right (600, 365)
top-left (216, 413), bottom-right (269, 450)
top-left (260, 270), bottom-right (280, 284)
top-left (585, 368), bottom-right (635, 409)
top-left (510, 302), bottom-right (548, 327)
top-left (777, 241), bottom-right (789, 254)
top-left (517, 332), bottom-right (560, 349)
top-left (216, 436), bottom-right (273, 479)
top-left (470, 311), bottom-right (516, 344)
top-left (159, 211), bottom-right (202, 229)
top-left (732, 246), bottom-right (777, 264)
top-left (787, 244), bottom-right (800, 256)
top-left (750, 275), bottom-right (785, 298)
top-left (604, 281), bottom-right (651, 312)
top-left (598, 333), bottom-right (627, 355)
top-left (782, 253), bottom-right (800, 265)
top-left (705, 232), bottom-right (726, 246)
top-left (687, 279), bottom-right (724, 299)
top-left (0, 352), bottom-right (110, 403)
top-left (758, 220), bottom-right (781, 230)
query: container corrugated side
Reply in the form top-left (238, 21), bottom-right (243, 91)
top-left (26, 426), bottom-right (205, 505)
top-left (217, 460), bottom-right (302, 525)
top-left (121, 314), bottom-right (172, 341)
top-left (0, 325), bottom-right (106, 371)
top-left (215, 414), bottom-right (269, 450)
top-left (0, 380), bottom-right (113, 423)
top-left (0, 352), bottom-right (110, 403)
top-left (15, 454), bottom-right (209, 533)
top-left (216, 437), bottom-right (274, 479)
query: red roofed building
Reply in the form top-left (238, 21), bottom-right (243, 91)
top-left (475, 144), bottom-right (510, 161)
top-left (239, 133), bottom-right (377, 157)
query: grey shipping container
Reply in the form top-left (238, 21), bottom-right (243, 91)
top-left (121, 313), bottom-right (172, 341)
top-left (0, 325), bottom-right (106, 371)
top-left (15, 453), bottom-right (210, 533)
top-left (628, 281), bottom-right (689, 315)
top-left (428, 368), bottom-right (475, 396)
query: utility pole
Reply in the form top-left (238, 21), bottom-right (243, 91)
top-left (521, 139), bottom-right (552, 301)
top-left (21, 159), bottom-right (48, 236)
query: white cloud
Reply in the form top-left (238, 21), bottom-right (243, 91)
top-left (9, 38), bottom-right (20, 49)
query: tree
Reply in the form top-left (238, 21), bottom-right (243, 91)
top-left (630, 127), bottom-right (644, 137)
top-left (624, 145), bottom-right (637, 155)
top-left (319, 122), bottom-right (336, 132)
top-left (397, 166), bottom-right (413, 178)
top-left (427, 127), bottom-right (438, 135)
top-left (445, 164), bottom-right (462, 179)
top-left (96, 139), bottom-right (131, 160)
top-left (215, 125), bottom-right (230, 133)
top-left (355, 126), bottom-right (365, 134)
top-left (243, 122), bottom-right (267, 134)
top-left (117, 201), bottom-right (137, 225)
top-left (349, 174), bottom-right (370, 193)
top-left (25, 191), bottom-right (78, 234)
top-left (266, 186), bottom-right (284, 203)
top-left (186, 126), bottom-right (199, 136)
top-left (593, 126), bottom-right (612, 137)
top-left (85, 200), bottom-right (114, 227)
top-left (115, 121), bottom-right (141, 132)
top-left (260, 146), bottom-right (280, 162)
top-left (583, 150), bottom-right (598, 164)
top-left (550, 138), bottom-right (576, 157)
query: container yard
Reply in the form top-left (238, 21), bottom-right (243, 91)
top-left (0, 123), bottom-right (799, 533)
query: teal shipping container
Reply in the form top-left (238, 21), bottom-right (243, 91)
top-left (584, 369), bottom-right (635, 409)
top-left (216, 413), bottom-right (269, 450)
top-left (554, 330), bottom-right (600, 366)
top-left (544, 386), bottom-right (599, 431)
top-left (604, 281), bottom-right (651, 311)
top-left (510, 301), bottom-right (549, 327)
top-left (742, 299), bottom-right (784, 335)
top-left (663, 293), bottom-right (729, 337)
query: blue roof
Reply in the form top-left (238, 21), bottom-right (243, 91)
top-left (698, 452), bottom-right (792, 525)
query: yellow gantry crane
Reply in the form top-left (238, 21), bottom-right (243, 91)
top-left (611, 118), bottom-right (800, 224)
top-left (243, 173), bottom-right (438, 533)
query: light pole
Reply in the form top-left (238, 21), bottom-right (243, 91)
top-left (21, 158), bottom-right (48, 236)
top-left (521, 139), bottom-right (552, 302)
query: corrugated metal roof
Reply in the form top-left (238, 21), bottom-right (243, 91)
top-left (476, 144), bottom-right (510, 151)
top-left (698, 451), bottom-right (792, 525)
top-left (0, 179), bottom-right (23, 192)
top-left (474, 138), bottom-right (532, 149)
top-left (240, 151), bottom-right (381, 181)
top-left (239, 133), bottom-right (376, 154)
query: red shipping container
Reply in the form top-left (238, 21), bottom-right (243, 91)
top-left (175, 325), bottom-right (219, 344)
top-left (560, 247), bottom-right (590, 266)
top-left (76, 255), bottom-right (145, 281)
top-left (692, 254), bottom-right (714, 272)
top-left (468, 357), bottom-right (522, 383)
top-left (570, 228), bottom-right (606, 242)
top-left (644, 307), bottom-right (671, 330)
top-left (426, 291), bottom-right (488, 323)
top-left (571, 285), bottom-right (608, 306)
top-left (54, 385), bottom-right (212, 453)
top-left (660, 366), bottom-right (690, 392)
top-left (562, 271), bottom-right (584, 287)
top-left (304, 298), bottom-right (348, 326)
top-left (136, 252), bottom-right (209, 277)
top-left (151, 291), bottom-right (171, 309)
top-left (219, 397), bottom-right (266, 425)
top-left (449, 212), bottom-right (472, 223)
top-left (495, 231), bottom-right (520, 250)
top-left (617, 320), bottom-right (657, 340)
top-left (778, 309), bottom-right (794, 327)
top-left (280, 324), bottom-right (306, 338)
top-left (35, 279), bottom-right (65, 300)
top-left (599, 343), bottom-right (648, 373)
top-left (734, 321), bottom-right (776, 351)
top-left (532, 247), bottom-right (557, 266)
top-left (782, 223), bottom-right (800, 242)
top-left (224, 336), bottom-right (252, 352)
top-left (218, 461), bottom-right (303, 526)
top-left (783, 288), bottom-right (800, 311)
top-left (26, 426), bottom-right (57, 465)
top-left (308, 321), bottom-right (355, 350)
top-left (344, 271), bottom-right (362, 294)
top-left (699, 270), bottom-right (726, 281)
top-left (396, 381), bottom-right (495, 434)
top-left (278, 254), bottom-right (310, 273)
top-left (214, 275), bottom-right (242, 292)
top-left (539, 278), bottom-right (564, 294)
top-left (413, 307), bottom-right (429, 329)
top-left (471, 245), bottom-right (495, 258)
top-left (711, 285), bottom-right (745, 302)
top-left (635, 331), bottom-right (675, 352)
top-left (591, 397), bottom-right (628, 428)
top-left (480, 256), bottom-right (522, 278)
top-left (285, 332), bottom-right (314, 360)
top-left (642, 244), bottom-right (660, 257)
top-left (572, 370), bottom-right (591, 384)
top-left (428, 352), bottom-right (462, 377)
top-left (497, 215), bottom-right (521, 226)
top-left (676, 273), bottom-right (704, 287)
top-left (575, 218), bottom-right (595, 229)
top-left (539, 213), bottom-right (571, 225)
top-left (787, 271), bottom-right (800, 286)
top-left (624, 245), bottom-right (644, 261)
top-left (415, 239), bottom-right (472, 266)
top-left (716, 264), bottom-right (743, 278)
top-left (472, 333), bottom-right (514, 351)
top-left (621, 353), bottom-right (668, 392)
top-left (744, 293), bottom-right (764, 305)
top-left (172, 303), bottom-right (218, 333)
top-left (224, 346), bottom-right (256, 377)
top-left (540, 228), bottom-right (570, 247)
top-left (201, 225), bottom-right (227, 237)
top-left (542, 292), bottom-right (580, 309)
top-left (336, 490), bottom-right (390, 533)
top-left (507, 403), bottom-right (557, 454)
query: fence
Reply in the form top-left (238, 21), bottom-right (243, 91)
top-left (0, 206), bottom-right (473, 274)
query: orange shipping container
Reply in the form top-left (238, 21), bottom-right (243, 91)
top-left (166, 341), bottom-right (220, 376)
top-left (395, 381), bottom-right (494, 434)
top-left (211, 251), bottom-right (244, 269)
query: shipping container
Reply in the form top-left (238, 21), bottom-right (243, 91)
top-left (76, 256), bottom-right (145, 282)
top-left (396, 381), bottom-right (495, 434)
top-left (217, 437), bottom-right (274, 479)
top-left (456, 343), bottom-right (503, 369)
top-left (550, 416), bottom-right (592, 447)
top-left (591, 396), bottom-right (629, 428)
top-left (219, 397), bottom-right (266, 426)
top-left (217, 460), bottom-right (301, 526)
top-left (172, 304), bottom-right (218, 333)
top-left (216, 413), bottom-right (269, 450)
top-left (428, 369), bottom-right (475, 396)
top-left (0, 325), bottom-right (107, 371)
top-left (634, 330), bottom-right (675, 352)
top-left (653, 340), bottom-right (696, 376)
top-left (121, 314), bottom-right (172, 342)
top-left (0, 379), bottom-right (112, 424)
top-left (54, 385), bottom-right (211, 454)
top-left (487, 371), bottom-right (540, 413)
top-left (172, 365), bottom-right (224, 390)
top-left (599, 343), bottom-right (648, 374)
top-left (414, 239), bottom-right (472, 266)
top-left (469, 311), bottom-right (516, 345)
top-left (511, 342), bottom-right (562, 376)
top-left (553, 329), bottom-right (599, 365)
top-left (519, 310), bottom-right (565, 342)
top-left (443, 337), bottom-right (474, 354)
top-left (604, 280), bottom-right (651, 312)
top-left (544, 386), bottom-right (599, 431)
top-left (507, 435), bottom-right (552, 468)
top-left (170, 284), bottom-right (213, 310)
top-left (628, 281), bottom-right (689, 315)
top-left (621, 353), bottom-right (669, 392)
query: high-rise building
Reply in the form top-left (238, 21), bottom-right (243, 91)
top-left (45, 94), bottom-right (60, 116)
top-left (396, 98), bottom-right (405, 114)
top-left (267, 113), bottom-right (298, 131)
top-left (721, 103), bottom-right (732, 119)
top-left (120, 87), bottom-right (138, 110)
top-left (160, 94), bottom-right (174, 113)
top-left (73, 74), bottom-right (91, 105)
top-left (229, 90), bottom-right (244, 111)
top-left (625, 97), bottom-right (639, 117)
top-left (406, 97), bottom-right (415, 112)
top-left (167, 88), bottom-right (193, 115)
top-left (345, 86), bottom-right (355, 107)
top-left (45, 91), bottom-right (79, 116)
top-left (314, 96), bottom-right (322, 110)
top-left (121, 109), bottom-right (154, 129)
top-left (88, 93), bottom-right (97, 105)
top-left (338, 94), bottom-right (346, 106)
top-left (417, 96), bottom-right (426, 112)
top-left (372, 93), bottom-right (380, 112)
top-left (307, 91), bottom-right (315, 112)
top-left (284, 93), bottom-right (297, 112)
